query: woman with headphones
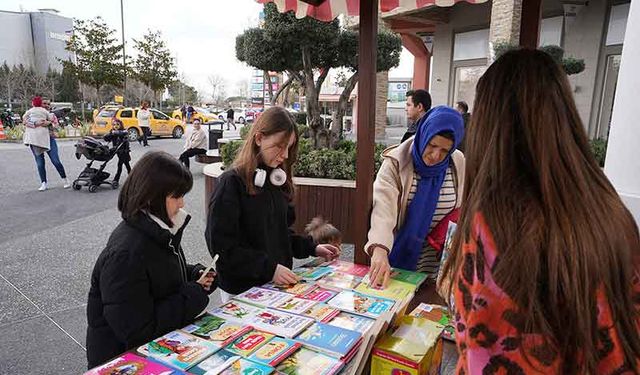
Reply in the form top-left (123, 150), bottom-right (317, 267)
top-left (205, 107), bottom-right (340, 302)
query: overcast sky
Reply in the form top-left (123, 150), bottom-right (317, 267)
top-left (4, 0), bottom-right (414, 97)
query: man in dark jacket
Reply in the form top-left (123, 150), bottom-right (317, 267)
top-left (401, 89), bottom-right (432, 143)
top-left (226, 107), bottom-right (236, 131)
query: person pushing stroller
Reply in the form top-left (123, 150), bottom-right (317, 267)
top-left (103, 116), bottom-right (131, 184)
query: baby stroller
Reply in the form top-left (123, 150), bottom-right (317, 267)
top-left (72, 137), bottom-right (123, 192)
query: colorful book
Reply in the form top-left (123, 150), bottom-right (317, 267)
top-left (226, 330), bottom-right (275, 357)
top-left (247, 308), bottom-right (315, 338)
top-left (181, 314), bottom-right (251, 348)
top-left (437, 221), bottom-right (457, 284)
top-left (262, 281), bottom-right (318, 296)
top-left (275, 297), bottom-right (318, 315)
top-left (295, 322), bottom-right (362, 359)
top-left (248, 336), bottom-right (301, 367)
top-left (137, 331), bottom-right (218, 371)
top-left (327, 290), bottom-right (395, 319)
top-left (275, 347), bottom-right (344, 375)
top-left (389, 268), bottom-right (428, 288)
top-left (293, 266), bottom-right (333, 281)
top-left (209, 300), bottom-right (263, 323)
top-left (355, 276), bottom-right (416, 301)
top-left (326, 311), bottom-right (375, 332)
top-left (84, 353), bottom-right (180, 375)
top-left (299, 287), bottom-right (338, 303)
top-left (326, 260), bottom-right (370, 277)
top-left (234, 287), bottom-right (293, 308)
top-left (187, 349), bottom-right (240, 375)
top-left (409, 303), bottom-right (455, 341)
top-left (301, 258), bottom-right (331, 268)
top-left (316, 271), bottom-right (362, 290)
top-left (301, 303), bottom-right (341, 323)
top-left (219, 358), bottom-right (274, 375)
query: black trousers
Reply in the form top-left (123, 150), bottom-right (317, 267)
top-left (138, 127), bottom-right (150, 146)
top-left (179, 148), bottom-right (207, 168)
top-left (114, 155), bottom-right (131, 182)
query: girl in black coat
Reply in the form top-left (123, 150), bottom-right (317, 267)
top-left (102, 117), bottom-right (131, 183)
top-left (86, 151), bottom-right (216, 368)
top-left (205, 107), bottom-right (340, 300)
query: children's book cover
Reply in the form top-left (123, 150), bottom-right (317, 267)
top-left (295, 322), bottom-right (362, 359)
top-left (247, 308), bottom-right (315, 338)
top-left (247, 336), bottom-right (301, 367)
top-left (187, 349), bottom-right (239, 375)
top-left (326, 260), bottom-right (370, 277)
top-left (409, 303), bottom-right (455, 341)
top-left (327, 290), bottom-right (395, 319)
top-left (234, 287), bottom-right (293, 308)
top-left (299, 287), bottom-right (338, 303)
top-left (219, 358), bottom-right (274, 375)
top-left (355, 276), bottom-right (415, 301)
top-left (226, 330), bottom-right (275, 357)
top-left (275, 347), bottom-right (344, 375)
top-left (292, 266), bottom-right (333, 281)
top-left (262, 281), bottom-right (318, 296)
top-left (136, 331), bottom-right (218, 371)
top-left (316, 271), bottom-right (362, 290)
top-left (275, 297), bottom-right (318, 315)
top-left (301, 303), bottom-right (340, 323)
top-left (389, 268), bottom-right (428, 287)
top-left (209, 300), bottom-right (263, 323)
top-left (326, 311), bottom-right (375, 332)
top-left (84, 353), bottom-right (180, 375)
top-left (181, 314), bottom-right (251, 348)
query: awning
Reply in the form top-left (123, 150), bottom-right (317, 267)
top-left (257, 0), bottom-right (487, 22)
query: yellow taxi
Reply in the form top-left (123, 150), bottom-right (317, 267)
top-left (170, 107), bottom-right (219, 123)
top-left (92, 106), bottom-right (185, 141)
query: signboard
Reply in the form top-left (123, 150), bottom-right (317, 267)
top-left (114, 95), bottom-right (124, 104)
top-left (251, 97), bottom-right (264, 105)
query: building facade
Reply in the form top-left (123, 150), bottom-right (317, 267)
top-left (0, 9), bottom-right (73, 73)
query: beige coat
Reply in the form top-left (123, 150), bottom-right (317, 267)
top-left (364, 137), bottom-right (465, 256)
top-left (184, 128), bottom-right (207, 151)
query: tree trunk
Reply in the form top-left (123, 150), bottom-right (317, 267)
top-left (282, 84), bottom-right (291, 108)
top-left (332, 71), bottom-right (358, 146)
top-left (263, 71), bottom-right (274, 104)
top-left (270, 75), bottom-right (294, 106)
top-left (302, 46), bottom-right (324, 149)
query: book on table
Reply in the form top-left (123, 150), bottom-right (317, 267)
top-left (295, 322), bottom-right (363, 361)
top-left (180, 314), bottom-right (251, 349)
top-left (246, 308), bottom-right (315, 338)
top-left (247, 336), bottom-right (302, 367)
top-left (218, 357), bottom-right (274, 375)
top-left (274, 296), bottom-right (319, 315)
top-left (316, 271), bottom-right (362, 290)
top-left (292, 266), bottom-right (333, 281)
top-left (326, 311), bottom-right (375, 332)
top-left (388, 268), bottom-right (428, 288)
top-left (299, 286), bottom-right (339, 303)
top-left (208, 300), bottom-right (263, 323)
top-left (274, 347), bottom-right (344, 375)
top-left (409, 303), bottom-right (455, 341)
top-left (327, 290), bottom-right (395, 319)
top-left (84, 352), bottom-right (180, 375)
top-left (187, 349), bottom-right (240, 375)
top-left (301, 303), bottom-right (341, 323)
top-left (355, 275), bottom-right (416, 301)
top-left (226, 329), bottom-right (275, 357)
top-left (233, 287), bottom-right (293, 308)
top-left (261, 280), bottom-right (318, 296)
top-left (325, 260), bottom-right (370, 277)
top-left (136, 330), bottom-right (218, 371)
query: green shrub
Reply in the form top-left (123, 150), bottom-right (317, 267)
top-left (293, 113), bottom-right (307, 125)
top-left (240, 124), bottom-right (252, 140)
top-left (538, 45), bottom-right (564, 63)
top-left (80, 122), bottom-right (92, 137)
top-left (563, 57), bottom-right (586, 75)
top-left (590, 138), bottom-right (608, 167)
top-left (297, 124), bottom-right (310, 138)
top-left (5, 124), bottom-right (25, 140)
top-left (220, 140), bottom-right (244, 167)
top-left (55, 128), bottom-right (67, 138)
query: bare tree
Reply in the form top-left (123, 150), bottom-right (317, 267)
top-left (207, 74), bottom-right (226, 105)
top-left (236, 79), bottom-right (249, 100)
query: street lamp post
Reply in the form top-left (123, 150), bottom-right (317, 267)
top-left (120, 0), bottom-right (126, 105)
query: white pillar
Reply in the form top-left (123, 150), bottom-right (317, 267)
top-left (604, 0), bottom-right (640, 223)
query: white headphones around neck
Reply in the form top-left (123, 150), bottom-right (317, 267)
top-left (254, 167), bottom-right (287, 187)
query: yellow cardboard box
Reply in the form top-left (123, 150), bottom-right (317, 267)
top-left (371, 316), bottom-right (444, 375)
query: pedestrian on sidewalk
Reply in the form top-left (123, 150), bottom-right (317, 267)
top-left (401, 89), bottom-right (431, 143)
top-left (23, 96), bottom-right (70, 191)
top-left (136, 101), bottom-right (151, 147)
top-left (205, 107), bottom-right (339, 302)
top-left (103, 116), bottom-right (131, 184)
top-left (86, 151), bottom-right (216, 368)
top-left (178, 119), bottom-right (207, 169)
top-left (186, 103), bottom-right (195, 124)
top-left (226, 107), bottom-right (236, 131)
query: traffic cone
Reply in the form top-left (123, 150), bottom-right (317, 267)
top-left (0, 119), bottom-right (6, 140)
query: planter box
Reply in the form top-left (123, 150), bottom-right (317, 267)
top-left (204, 163), bottom-right (357, 243)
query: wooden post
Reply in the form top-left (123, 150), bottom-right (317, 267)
top-left (353, 0), bottom-right (378, 265)
top-left (519, 0), bottom-right (542, 48)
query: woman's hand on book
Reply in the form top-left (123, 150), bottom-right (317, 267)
top-left (315, 244), bottom-right (340, 262)
top-left (196, 270), bottom-right (216, 291)
top-left (369, 246), bottom-right (391, 288)
top-left (273, 264), bottom-right (299, 285)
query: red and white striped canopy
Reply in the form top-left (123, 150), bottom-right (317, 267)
top-left (257, 0), bottom-right (485, 22)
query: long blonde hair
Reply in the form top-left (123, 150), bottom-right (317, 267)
top-left (232, 107), bottom-right (299, 197)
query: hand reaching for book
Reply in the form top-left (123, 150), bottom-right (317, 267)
top-left (368, 246), bottom-right (391, 288)
top-left (315, 244), bottom-right (340, 262)
top-left (273, 264), bottom-right (299, 285)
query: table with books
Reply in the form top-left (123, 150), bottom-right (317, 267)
top-left (86, 259), bottom-right (458, 375)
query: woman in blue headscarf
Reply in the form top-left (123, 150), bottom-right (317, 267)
top-left (365, 106), bottom-right (465, 288)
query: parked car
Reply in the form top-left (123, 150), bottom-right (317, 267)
top-left (216, 108), bottom-right (249, 124)
top-left (170, 107), bottom-right (219, 124)
top-left (92, 106), bottom-right (185, 140)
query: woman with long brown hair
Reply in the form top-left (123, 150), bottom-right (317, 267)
top-left (205, 107), bottom-right (339, 302)
top-left (442, 49), bottom-right (640, 374)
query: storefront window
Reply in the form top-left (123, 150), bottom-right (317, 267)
top-left (453, 65), bottom-right (487, 112)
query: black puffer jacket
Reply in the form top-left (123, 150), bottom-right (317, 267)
top-left (103, 129), bottom-right (130, 160)
top-left (86, 212), bottom-right (213, 368)
top-left (205, 168), bottom-right (316, 295)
